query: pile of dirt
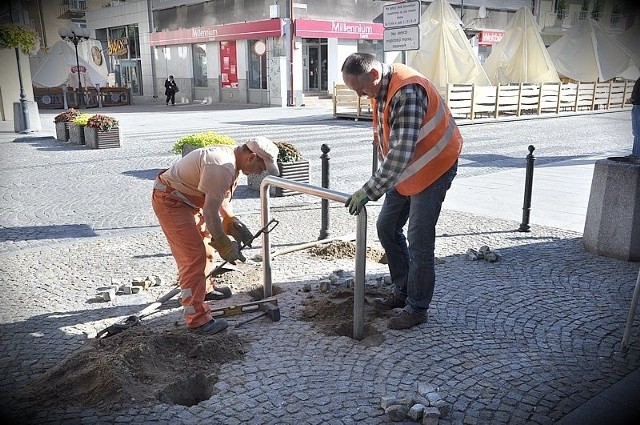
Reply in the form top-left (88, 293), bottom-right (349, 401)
top-left (309, 241), bottom-right (385, 262)
top-left (299, 288), bottom-right (389, 345)
top-left (18, 326), bottom-right (247, 410)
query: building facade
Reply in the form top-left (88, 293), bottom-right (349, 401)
top-left (3, 0), bottom-right (639, 111)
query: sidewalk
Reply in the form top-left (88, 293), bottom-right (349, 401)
top-left (1, 109), bottom-right (639, 424)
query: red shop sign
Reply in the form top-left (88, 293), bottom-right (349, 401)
top-left (478, 30), bottom-right (505, 45)
top-left (150, 19), bottom-right (283, 46)
top-left (295, 19), bottom-right (384, 40)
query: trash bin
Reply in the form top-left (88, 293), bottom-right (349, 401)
top-left (13, 101), bottom-right (41, 133)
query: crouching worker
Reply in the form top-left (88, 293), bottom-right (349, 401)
top-left (152, 136), bottom-right (280, 334)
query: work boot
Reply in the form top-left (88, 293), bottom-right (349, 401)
top-left (387, 310), bottom-right (428, 330)
top-left (204, 286), bottom-right (232, 301)
top-left (190, 318), bottom-right (229, 335)
top-left (373, 293), bottom-right (406, 313)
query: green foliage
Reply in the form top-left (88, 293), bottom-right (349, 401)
top-left (54, 108), bottom-right (80, 123)
top-left (275, 141), bottom-right (303, 163)
top-left (87, 114), bottom-right (118, 132)
top-left (0, 23), bottom-right (39, 54)
top-left (171, 132), bottom-right (236, 155)
top-left (72, 113), bottom-right (94, 127)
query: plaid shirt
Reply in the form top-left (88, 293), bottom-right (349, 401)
top-left (363, 63), bottom-right (429, 201)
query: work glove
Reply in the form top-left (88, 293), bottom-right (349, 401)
top-left (345, 188), bottom-right (370, 215)
top-left (223, 216), bottom-right (254, 247)
top-left (210, 234), bottom-right (246, 264)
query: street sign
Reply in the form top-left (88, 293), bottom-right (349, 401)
top-left (383, 1), bottom-right (421, 29)
top-left (383, 26), bottom-right (420, 52)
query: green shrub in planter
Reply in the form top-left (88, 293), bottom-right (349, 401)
top-left (171, 131), bottom-right (237, 155)
top-left (275, 141), bottom-right (304, 163)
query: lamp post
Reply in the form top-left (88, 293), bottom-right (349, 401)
top-left (58, 26), bottom-right (91, 108)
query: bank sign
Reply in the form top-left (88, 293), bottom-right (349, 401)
top-left (149, 19), bottom-right (283, 46)
top-left (295, 19), bottom-right (383, 39)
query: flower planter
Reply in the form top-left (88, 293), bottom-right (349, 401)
top-left (246, 160), bottom-right (310, 197)
top-left (68, 124), bottom-right (86, 145)
top-left (84, 126), bottom-right (121, 149)
top-left (55, 122), bottom-right (70, 142)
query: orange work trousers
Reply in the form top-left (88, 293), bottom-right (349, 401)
top-left (152, 189), bottom-right (216, 328)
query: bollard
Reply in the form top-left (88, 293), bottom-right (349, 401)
top-left (319, 144), bottom-right (331, 240)
top-left (518, 145), bottom-right (536, 232)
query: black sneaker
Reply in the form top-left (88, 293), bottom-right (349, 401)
top-left (388, 310), bottom-right (427, 330)
top-left (190, 319), bottom-right (229, 334)
top-left (373, 293), bottom-right (406, 313)
top-left (204, 286), bottom-right (232, 301)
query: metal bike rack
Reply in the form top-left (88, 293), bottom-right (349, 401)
top-left (260, 176), bottom-right (368, 340)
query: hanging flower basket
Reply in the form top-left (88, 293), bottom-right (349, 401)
top-left (246, 141), bottom-right (309, 197)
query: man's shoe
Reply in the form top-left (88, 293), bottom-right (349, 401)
top-left (190, 319), bottom-right (229, 334)
top-left (204, 286), bottom-right (232, 301)
top-left (388, 310), bottom-right (427, 330)
top-left (373, 293), bottom-right (406, 313)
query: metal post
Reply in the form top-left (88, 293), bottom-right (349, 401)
top-left (14, 47), bottom-right (32, 134)
top-left (319, 144), bottom-right (331, 240)
top-left (73, 39), bottom-right (83, 108)
top-left (518, 145), bottom-right (536, 232)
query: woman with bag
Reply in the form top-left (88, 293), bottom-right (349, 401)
top-left (164, 75), bottom-right (178, 106)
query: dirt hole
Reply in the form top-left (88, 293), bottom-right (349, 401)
top-left (157, 372), bottom-right (213, 406)
top-left (16, 326), bottom-right (247, 410)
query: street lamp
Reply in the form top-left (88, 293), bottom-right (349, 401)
top-left (58, 26), bottom-right (91, 108)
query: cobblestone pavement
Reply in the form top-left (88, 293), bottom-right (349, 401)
top-left (0, 105), bottom-right (639, 424)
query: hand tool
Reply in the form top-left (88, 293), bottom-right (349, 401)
top-left (233, 301), bottom-right (280, 328)
top-left (206, 218), bottom-right (279, 279)
top-left (209, 298), bottom-right (278, 318)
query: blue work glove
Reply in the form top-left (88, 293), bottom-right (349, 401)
top-left (345, 188), bottom-right (369, 215)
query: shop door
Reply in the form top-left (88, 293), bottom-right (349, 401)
top-left (303, 39), bottom-right (327, 93)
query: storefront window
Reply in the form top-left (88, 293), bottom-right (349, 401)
top-left (357, 39), bottom-right (384, 61)
top-left (219, 41), bottom-right (238, 88)
top-left (248, 40), bottom-right (267, 89)
top-left (193, 43), bottom-right (208, 87)
top-left (106, 25), bottom-right (142, 95)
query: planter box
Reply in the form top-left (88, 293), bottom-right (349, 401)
top-left (182, 144), bottom-right (198, 157)
top-left (84, 126), bottom-right (121, 149)
top-left (246, 160), bottom-right (310, 197)
top-left (55, 122), bottom-right (70, 142)
top-left (68, 124), bottom-right (86, 145)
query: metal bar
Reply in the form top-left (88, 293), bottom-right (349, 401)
top-left (260, 175), bottom-right (368, 340)
top-left (622, 268), bottom-right (640, 351)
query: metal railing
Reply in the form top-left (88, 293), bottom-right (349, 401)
top-left (259, 176), bottom-right (369, 340)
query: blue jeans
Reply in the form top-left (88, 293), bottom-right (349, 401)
top-left (376, 162), bottom-right (458, 314)
top-left (632, 105), bottom-right (640, 157)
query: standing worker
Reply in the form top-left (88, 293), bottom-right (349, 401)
top-left (341, 53), bottom-right (462, 330)
top-left (152, 136), bottom-right (280, 334)
top-left (164, 75), bottom-right (178, 106)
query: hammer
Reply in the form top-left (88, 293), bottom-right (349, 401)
top-left (234, 302), bottom-right (280, 328)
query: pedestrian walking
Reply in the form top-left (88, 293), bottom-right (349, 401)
top-left (152, 136), bottom-right (280, 334)
top-left (164, 75), bottom-right (178, 106)
top-left (341, 52), bottom-right (463, 330)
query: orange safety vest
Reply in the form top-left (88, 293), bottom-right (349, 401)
top-left (372, 64), bottom-right (463, 196)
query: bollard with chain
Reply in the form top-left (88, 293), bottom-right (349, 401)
top-left (518, 145), bottom-right (536, 232)
top-left (319, 144), bottom-right (331, 240)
